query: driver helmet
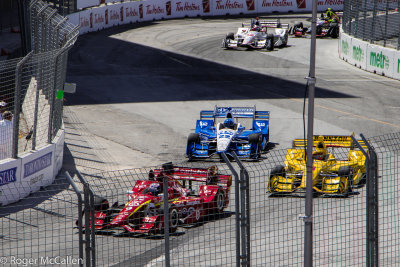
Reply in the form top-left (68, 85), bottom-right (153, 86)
top-left (252, 25), bottom-right (260, 31)
top-left (224, 118), bottom-right (235, 129)
top-left (149, 183), bottom-right (161, 196)
top-left (312, 141), bottom-right (327, 160)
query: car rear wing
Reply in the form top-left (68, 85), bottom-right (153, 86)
top-left (260, 21), bottom-right (290, 29)
top-left (152, 165), bottom-right (232, 187)
top-left (292, 135), bottom-right (368, 149)
top-left (200, 106), bottom-right (269, 120)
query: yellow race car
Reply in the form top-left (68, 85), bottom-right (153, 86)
top-left (267, 135), bottom-right (367, 197)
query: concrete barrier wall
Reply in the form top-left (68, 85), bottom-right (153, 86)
top-left (67, 0), bottom-right (344, 35)
top-left (0, 129), bottom-right (64, 206)
top-left (339, 31), bottom-right (400, 80)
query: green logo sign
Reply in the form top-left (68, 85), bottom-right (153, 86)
top-left (397, 59), bottom-right (400, 73)
top-left (342, 40), bottom-right (349, 55)
top-left (352, 45), bottom-right (364, 62)
top-left (370, 51), bottom-right (389, 69)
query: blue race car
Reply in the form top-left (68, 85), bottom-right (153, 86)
top-left (186, 106), bottom-right (270, 160)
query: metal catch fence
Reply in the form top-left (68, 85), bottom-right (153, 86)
top-left (5, 131), bottom-right (400, 267)
top-left (342, 0), bottom-right (400, 49)
top-left (73, 133), bottom-right (381, 267)
top-left (0, 173), bottom-right (84, 266)
top-left (0, 0), bottom-right (78, 160)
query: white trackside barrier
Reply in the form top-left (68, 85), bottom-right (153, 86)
top-left (339, 31), bottom-right (400, 80)
top-left (68, 0), bottom-right (345, 35)
top-left (0, 130), bottom-right (64, 206)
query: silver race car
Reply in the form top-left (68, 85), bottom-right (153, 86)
top-left (222, 19), bottom-right (274, 51)
top-left (222, 19), bottom-right (289, 51)
top-left (259, 20), bottom-right (289, 48)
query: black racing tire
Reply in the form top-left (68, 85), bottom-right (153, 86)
top-left (214, 189), bottom-right (225, 214)
top-left (226, 32), bottom-right (235, 40)
top-left (249, 133), bottom-right (262, 159)
top-left (206, 175), bottom-right (217, 185)
top-left (338, 166), bottom-right (352, 189)
top-left (248, 133), bottom-right (261, 143)
top-left (270, 165), bottom-right (286, 177)
top-left (162, 162), bottom-right (174, 174)
top-left (93, 196), bottom-right (109, 211)
top-left (330, 26), bottom-right (339, 38)
top-left (338, 166), bottom-right (351, 176)
top-left (265, 34), bottom-right (274, 51)
top-left (187, 133), bottom-right (200, 144)
top-left (169, 207), bottom-right (179, 232)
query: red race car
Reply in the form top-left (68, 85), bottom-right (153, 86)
top-left (87, 163), bottom-right (232, 236)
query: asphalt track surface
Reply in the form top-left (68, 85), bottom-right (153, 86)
top-left (63, 14), bottom-right (400, 266)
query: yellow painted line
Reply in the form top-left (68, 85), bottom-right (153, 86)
top-left (290, 98), bottom-right (400, 129)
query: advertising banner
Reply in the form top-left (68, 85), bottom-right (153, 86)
top-left (392, 51), bottom-right (400, 80)
top-left (0, 159), bottom-right (23, 206)
top-left (349, 37), bottom-right (367, 68)
top-left (339, 33), bottom-right (352, 64)
top-left (104, 4), bottom-right (126, 28)
top-left (78, 6), bottom-right (108, 34)
top-left (165, 0), bottom-right (203, 19)
top-left (258, 0), bottom-right (296, 13)
top-left (366, 44), bottom-right (394, 76)
top-left (20, 145), bottom-right (55, 193)
top-left (142, 0), bottom-right (168, 21)
top-left (123, 1), bottom-right (142, 23)
top-left (211, 0), bottom-right (255, 16)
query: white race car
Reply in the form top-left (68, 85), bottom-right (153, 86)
top-left (222, 19), bottom-right (289, 50)
top-left (259, 20), bottom-right (289, 48)
top-left (222, 20), bottom-right (274, 51)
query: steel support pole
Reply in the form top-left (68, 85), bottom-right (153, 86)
top-left (231, 152), bottom-right (250, 267)
top-left (360, 134), bottom-right (379, 267)
top-left (64, 172), bottom-right (84, 267)
top-left (221, 153), bottom-right (240, 267)
top-left (163, 176), bottom-right (171, 267)
top-left (13, 51), bottom-right (33, 159)
top-left (304, 0), bottom-right (318, 266)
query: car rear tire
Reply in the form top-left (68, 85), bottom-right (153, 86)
top-left (214, 190), bottom-right (225, 214)
top-left (270, 165), bottom-right (286, 177)
top-left (93, 196), bottom-right (110, 211)
top-left (187, 133), bottom-right (200, 161)
top-left (249, 133), bottom-right (262, 159)
top-left (169, 207), bottom-right (179, 233)
top-left (226, 32), bottom-right (235, 40)
top-left (265, 34), bottom-right (274, 51)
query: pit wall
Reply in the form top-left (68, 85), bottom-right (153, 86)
top-left (67, 0), bottom-right (344, 35)
top-left (339, 32), bottom-right (400, 80)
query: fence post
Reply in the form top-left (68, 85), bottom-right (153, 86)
top-left (48, 46), bottom-right (68, 143)
top-left (64, 171), bottom-right (84, 267)
top-left (163, 175), bottom-right (170, 267)
top-left (13, 51), bottom-right (33, 159)
top-left (361, 134), bottom-right (379, 267)
top-left (221, 153), bottom-right (240, 267)
top-left (231, 152), bottom-right (250, 267)
top-left (76, 171), bottom-right (96, 267)
top-left (351, 134), bottom-right (379, 267)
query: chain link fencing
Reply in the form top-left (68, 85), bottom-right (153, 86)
top-left (342, 0), bottom-right (400, 49)
top-left (0, 173), bottom-right (84, 266)
top-left (0, 0), bottom-right (78, 160)
top-left (3, 131), bottom-right (400, 266)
